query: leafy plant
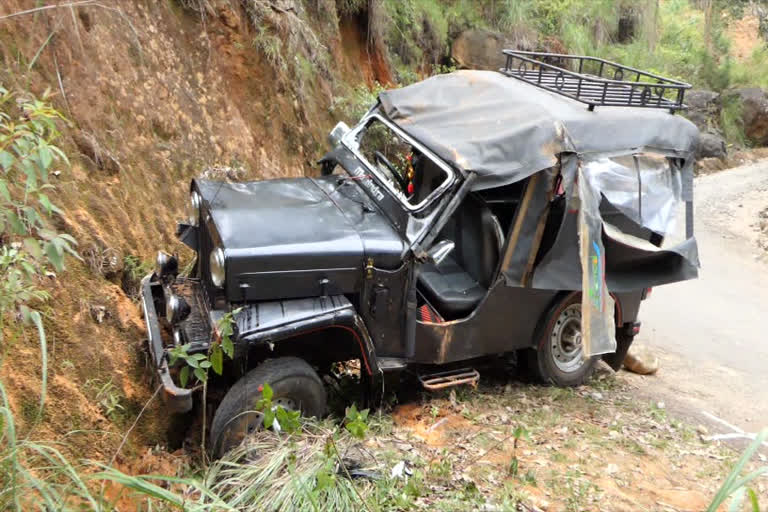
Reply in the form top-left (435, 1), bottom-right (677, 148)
top-left (720, 94), bottom-right (747, 147)
top-left (255, 383), bottom-right (302, 434)
top-left (330, 82), bottom-right (385, 122)
top-left (0, 89), bottom-right (75, 256)
top-left (168, 345), bottom-right (212, 388)
top-left (85, 378), bottom-right (124, 420)
top-left (168, 307), bottom-right (241, 387)
top-left (0, 88), bottom-right (75, 424)
top-left (343, 403), bottom-right (369, 439)
top-left (508, 424), bottom-right (531, 483)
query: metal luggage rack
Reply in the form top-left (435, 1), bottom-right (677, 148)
top-left (500, 50), bottom-right (691, 113)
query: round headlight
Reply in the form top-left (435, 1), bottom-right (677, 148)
top-left (210, 247), bottom-right (226, 287)
top-left (166, 294), bottom-right (179, 320)
top-left (188, 191), bottom-right (202, 226)
top-left (156, 250), bottom-right (178, 278)
top-left (165, 294), bottom-right (190, 323)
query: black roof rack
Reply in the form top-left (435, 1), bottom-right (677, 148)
top-left (500, 50), bottom-right (691, 113)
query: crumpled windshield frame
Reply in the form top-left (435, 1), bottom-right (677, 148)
top-left (341, 110), bottom-right (457, 212)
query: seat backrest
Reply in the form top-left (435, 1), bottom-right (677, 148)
top-left (452, 195), bottom-right (500, 288)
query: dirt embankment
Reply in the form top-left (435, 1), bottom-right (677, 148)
top-left (0, 0), bottom-right (385, 460)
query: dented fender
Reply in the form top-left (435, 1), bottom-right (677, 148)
top-left (234, 295), bottom-right (379, 377)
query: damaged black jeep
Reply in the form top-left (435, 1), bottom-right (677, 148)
top-left (142, 51), bottom-right (700, 457)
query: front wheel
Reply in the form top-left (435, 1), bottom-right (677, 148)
top-left (209, 357), bottom-right (326, 458)
top-left (526, 294), bottom-right (598, 386)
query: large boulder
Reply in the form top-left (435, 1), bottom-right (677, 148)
top-left (451, 29), bottom-right (510, 70)
top-left (697, 132), bottom-right (727, 159)
top-left (684, 89), bottom-right (720, 132)
top-left (721, 88), bottom-right (768, 146)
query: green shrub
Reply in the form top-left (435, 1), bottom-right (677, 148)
top-left (330, 82), bottom-right (385, 122)
top-left (720, 94), bottom-right (747, 147)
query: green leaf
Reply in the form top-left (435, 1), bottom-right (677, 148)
top-left (221, 335), bottom-right (234, 359)
top-left (747, 488), bottom-right (760, 512)
top-left (38, 144), bottom-right (52, 172)
top-left (275, 407), bottom-right (301, 434)
top-left (263, 408), bottom-right (275, 429)
top-left (179, 366), bottom-right (190, 388)
top-left (0, 180), bottom-right (10, 202)
top-left (344, 404), bottom-right (369, 440)
top-left (44, 241), bottom-right (64, 272)
top-left (38, 193), bottom-right (60, 215)
top-left (0, 150), bottom-right (13, 170)
top-left (315, 468), bottom-right (335, 491)
top-left (7, 212), bottom-right (25, 235)
top-left (210, 345), bottom-right (223, 375)
top-left (193, 367), bottom-right (207, 383)
top-left (23, 238), bottom-right (43, 260)
top-left (261, 382), bottom-right (274, 402)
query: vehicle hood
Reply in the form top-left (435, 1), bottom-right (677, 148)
top-left (195, 177), bottom-right (404, 300)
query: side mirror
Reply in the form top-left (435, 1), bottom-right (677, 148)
top-left (427, 240), bottom-right (455, 265)
top-left (328, 122), bottom-right (351, 147)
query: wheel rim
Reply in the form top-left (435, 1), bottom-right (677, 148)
top-left (551, 303), bottom-right (586, 373)
top-left (245, 397), bottom-right (298, 433)
top-left (218, 395), bottom-right (300, 454)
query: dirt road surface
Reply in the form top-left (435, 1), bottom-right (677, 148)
top-left (626, 160), bottom-right (768, 443)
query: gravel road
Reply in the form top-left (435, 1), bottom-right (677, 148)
top-left (625, 160), bottom-right (768, 440)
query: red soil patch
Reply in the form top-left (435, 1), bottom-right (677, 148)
top-left (393, 402), bottom-right (475, 446)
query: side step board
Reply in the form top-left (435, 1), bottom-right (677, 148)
top-left (419, 368), bottom-right (479, 391)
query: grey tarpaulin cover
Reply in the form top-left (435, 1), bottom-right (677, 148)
top-left (532, 154), bottom-right (700, 355)
top-left (379, 69), bottom-right (700, 357)
top-left (378, 70), bottom-right (699, 191)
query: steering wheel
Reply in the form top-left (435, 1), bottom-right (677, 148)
top-left (374, 150), bottom-right (410, 193)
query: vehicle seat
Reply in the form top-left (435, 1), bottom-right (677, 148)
top-left (418, 196), bottom-right (501, 320)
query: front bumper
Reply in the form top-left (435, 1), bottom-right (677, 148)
top-left (140, 275), bottom-right (193, 414)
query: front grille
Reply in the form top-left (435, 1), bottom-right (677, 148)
top-left (171, 277), bottom-right (212, 348)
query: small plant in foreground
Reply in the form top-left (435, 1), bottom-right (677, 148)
top-left (255, 382), bottom-right (301, 434)
top-left (85, 378), bottom-right (124, 421)
top-left (707, 428), bottom-right (768, 512)
top-left (344, 403), bottom-right (370, 439)
top-left (168, 307), bottom-right (241, 387)
top-left (507, 424), bottom-right (532, 481)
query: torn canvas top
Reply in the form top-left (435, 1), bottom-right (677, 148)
top-left (378, 70), bottom-right (700, 190)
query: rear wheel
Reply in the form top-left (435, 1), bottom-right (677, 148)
top-left (527, 294), bottom-right (598, 386)
top-left (210, 357), bottom-right (326, 458)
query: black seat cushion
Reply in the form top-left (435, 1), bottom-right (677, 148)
top-left (418, 256), bottom-right (486, 320)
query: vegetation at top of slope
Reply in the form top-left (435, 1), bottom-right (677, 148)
top-left (333, 0), bottom-right (768, 92)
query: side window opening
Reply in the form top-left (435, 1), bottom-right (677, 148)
top-left (475, 180), bottom-right (527, 234)
top-left (416, 187), bottom-right (521, 321)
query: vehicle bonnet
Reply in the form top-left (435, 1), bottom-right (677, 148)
top-left (194, 177), bottom-right (404, 301)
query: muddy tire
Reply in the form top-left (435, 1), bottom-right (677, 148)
top-left (209, 357), bottom-right (326, 458)
top-left (526, 293), bottom-right (598, 387)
